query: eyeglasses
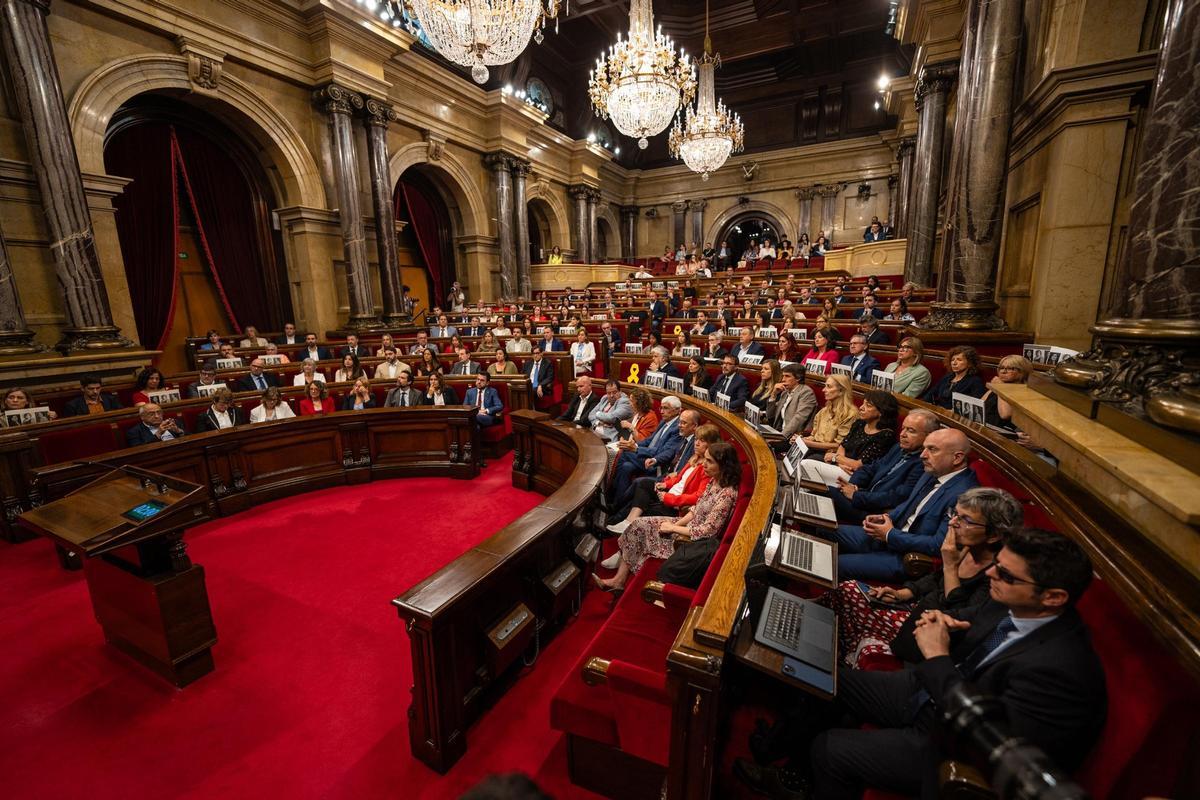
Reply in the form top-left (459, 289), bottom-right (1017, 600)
top-left (897, 344), bottom-right (913, 350)
top-left (946, 509), bottom-right (985, 527)
top-left (985, 560), bottom-right (1041, 587)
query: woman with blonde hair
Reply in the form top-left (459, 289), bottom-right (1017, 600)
top-left (799, 373), bottom-right (857, 453)
top-left (983, 354), bottom-right (1034, 431)
top-left (750, 359), bottom-right (783, 408)
top-left (883, 335), bottom-right (931, 398)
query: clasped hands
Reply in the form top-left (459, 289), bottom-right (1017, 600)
top-left (862, 513), bottom-right (895, 542)
top-left (913, 609), bottom-right (970, 659)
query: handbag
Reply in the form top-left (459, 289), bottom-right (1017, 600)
top-left (657, 535), bottom-right (719, 589)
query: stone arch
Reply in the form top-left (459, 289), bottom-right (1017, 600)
top-left (68, 54), bottom-right (325, 209)
top-left (526, 179), bottom-right (571, 251)
top-left (705, 200), bottom-right (795, 247)
top-left (388, 142), bottom-right (488, 239)
top-left (596, 203), bottom-right (620, 262)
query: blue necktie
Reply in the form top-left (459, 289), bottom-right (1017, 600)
top-left (907, 616), bottom-right (1017, 721)
top-left (873, 452), bottom-right (913, 486)
top-left (255, 375), bottom-right (265, 390)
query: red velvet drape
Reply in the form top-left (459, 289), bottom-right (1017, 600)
top-left (397, 181), bottom-right (447, 306)
top-left (104, 122), bottom-right (179, 351)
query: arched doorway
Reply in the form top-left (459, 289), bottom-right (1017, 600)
top-left (715, 212), bottom-right (787, 262)
top-left (104, 95), bottom-right (292, 374)
top-left (395, 167), bottom-right (459, 316)
top-left (528, 198), bottom-right (554, 263)
top-left (595, 218), bottom-right (614, 263)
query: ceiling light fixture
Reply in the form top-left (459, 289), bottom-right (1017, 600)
top-left (667, 0), bottom-right (743, 180)
top-left (588, 0), bottom-right (696, 150)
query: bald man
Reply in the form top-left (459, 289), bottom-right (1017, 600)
top-left (831, 427), bottom-right (979, 581)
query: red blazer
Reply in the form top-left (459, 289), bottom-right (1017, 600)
top-left (299, 398), bottom-right (333, 416)
top-left (661, 463), bottom-right (710, 508)
top-left (802, 348), bottom-right (841, 369)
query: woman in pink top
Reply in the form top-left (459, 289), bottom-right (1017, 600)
top-left (802, 329), bottom-right (841, 372)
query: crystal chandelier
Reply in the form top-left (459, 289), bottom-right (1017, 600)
top-left (588, 0), bottom-right (696, 150)
top-left (668, 4), bottom-right (742, 180)
top-left (360, 0), bottom-right (563, 85)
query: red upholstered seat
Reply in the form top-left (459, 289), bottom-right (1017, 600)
top-left (35, 423), bottom-right (120, 466)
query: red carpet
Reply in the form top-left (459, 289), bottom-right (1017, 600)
top-left (0, 454), bottom-right (608, 799)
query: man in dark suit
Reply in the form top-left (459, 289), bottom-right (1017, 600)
top-left (833, 428), bottom-right (978, 581)
top-left (540, 328), bottom-right (566, 353)
top-left (339, 334), bottom-right (370, 359)
top-left (301, 333), bottom-right (333, 362)
top-left (711, 356), bottom-right (750, 411)
top-left (237, 358), bottom-right (282, 393)
top-left (728, 328), bottom-right (765, 362)
top-left (430, 313), bottom-right (457, 339)
top-left (450, 346), bottom-right (481, 375)
top-left (678, 298), bottom-right (696, 319)
top-left (195, 388), bottom-right (246, 432)
top-left (647, 291), bottom-right (667, 333)
top-left (860, 317), bottom-right (890, 346)
top-left (275, 322), bottom-right (300, 345)
top-left (857, 294), bottom-right (885, 322)
top-left (558, 375), bottom-right (601, 425)
top-left (522, 348), bottom-right (555, 402)
top-left (839, 335), bottom-right (882, 384)
top-left (384, 371), bottom-right (421, 407)
top-left (62, 373), bottom-right (123, 416)
top-left (736, 528), bottom-right (1106, 800)
top-left (463, 372), bottom-right (503, 427)
top-left (125, 403), bottom-right (185, 446)
top-left (713, 298), bottom-right (735, 327)
top-left (599, 321), bottom-right (623, 355)
top-left (646, 347), bottom-right (680, 380)
top-left (690, 311), bottom-right (717, 337)
top-left (827, 409), bottom-right (935, 524)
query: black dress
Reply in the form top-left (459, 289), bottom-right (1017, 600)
top-left (983, 391), bottom-right (1017, 431)
top-left (839, 420), bottom-right (894, 466)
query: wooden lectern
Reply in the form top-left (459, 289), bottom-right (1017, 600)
top-left (18, 466), bottom-right (217, 688)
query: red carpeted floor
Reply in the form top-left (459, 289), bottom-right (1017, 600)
top-left (0, 454), bottom-right (609, 799)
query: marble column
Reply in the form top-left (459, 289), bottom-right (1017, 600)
top-left (620, 206), bottom-right (638, 260)
top-left (926, 0), bottom-right (1023, 330)
top-left (671, 201), bottom-right (688, 249)
top-left (568, 185), bottom-right (590, 265)
top-left (511, 159), bottom-right (532, 299)
top-left (363, 97), bottom-right (405, 324)
top-left (893, 137), bottom-right (916, 238)
top-left (485, 153), bottom-right (516, 298)
top-left (818, 184), bottom-right (843, 241)
top-left (795, 188), bottom-right (816, 240)
top-left (1053, 0), bottom-right (1200, 434)
top-left (902, 62), bottom-right (957, 288)
top-left (0, 0), bottom-right (129, 351)
top-left (690, 199), bottom-right (706, 247)
top-left (0, 222), bottom-right (41, 354)
top-left (886, 175), bottom-right (898, 233)
top-left (314, 84), bottom-right (379, 329)
top-left (587, 190), bottom-right (600, 264)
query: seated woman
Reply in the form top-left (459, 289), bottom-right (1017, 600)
top-left (594, 441), bottom-right (742, 594)
top-left (923, 345), bottom-right (986, 409)
top-left (796, 373), bottom-right (857, 454)
top-left (822, 487), bottom-right (1021, 667)
top-left (775, 332), bottom-right (802, 364)
top-left (749, 359), bottom-right (782, 409)
top-left (801, 329), bottom-right (840, 371)
top-left (422, 372), bottom-right (458, 406)
top-left (299, 381), bottom-right (333, 416)
top-left (491, 319), bottom-right (512, 337)
top-left (671, 330), bottom-right (693, 358)
top-left (1, 386), bottom-right (57, 425)
top-left (478, 331), bottom-right (499, 353)
top-left (547, 246), bottom-right (564, 265)
top-left (884, 335), bottom-right (932, 398)
top-left (884, 298), bottom-right (915, 323)
top-left (413, 347), bottom-right (443, 378)
top-left (606, 424), bottom-right (721, 538)
top-left (443, 333), bottom-right (464, 355)
top-left (263, 342), bottom-right (290, 363)
top-left (683, 356), bottom-right (712, 394)
top-left (618, 387), bottom-right (659, 443)
top-left (802, 389), bottom-right (898, 484)
top-left (488, 347), bottom-right (518, 376)
top-left (821, 297), bottom-right (839, 319)
top-left (250, 386), bottom-right (296, 422)
top-left (334, 353), bottom-right (365, 383)
top-left (983, 354), bottom-right (1033, 433)
top-left (340, 377), bottom-right (376, 410)
top-left (292, 358), bottom-right (328, 387)
top-left (571, 329), bottom-right (596, 376)
top-left (374, 333), bottom-right (396, 357)
top-left (796, 233), bottom-right (811, 259)
top-left (812, 234), bottom-right (830, 255)
top-left (132, 367), bottom-right (170, 406)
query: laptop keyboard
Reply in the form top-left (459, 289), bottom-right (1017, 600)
top-left (783, 535), bottom-right (813, 571)
top-left (761, 591), bottom-right (804, 651)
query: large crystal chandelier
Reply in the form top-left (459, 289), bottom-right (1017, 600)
top-left (588, 0), bottom-right (696, 150)
top-left (668, 4), bottom-right (742, 180)
top-left (362, 0), bottom-right (563, 84)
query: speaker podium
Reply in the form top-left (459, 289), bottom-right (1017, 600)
top-left (19, 466), bottom-right (216, 687)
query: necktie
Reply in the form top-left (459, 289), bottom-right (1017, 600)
top-left (906, 617), bottom-right (1016, 721)
top-left (478, 391), bottom-right (485, 410)
top-left (671, 436), bottom-right (693, 470)
top-left (399, 391), bottom-right (407, 407)
top-left (255, 375), bottom-right (265, 390)
top-left (900, 476), bottom-right (940, 531)
top-left (530, 362), bottom-right (538, 385)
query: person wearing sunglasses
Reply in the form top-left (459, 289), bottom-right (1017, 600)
top-left (737, 527), bottom-right (1106, 800)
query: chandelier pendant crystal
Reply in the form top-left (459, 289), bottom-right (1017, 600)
top-left (372, 0), bottom-right (563, 84)
top-left (667, 8), bottom-right (743, 180)
top-left (588, 0), bottom-right (696, 149)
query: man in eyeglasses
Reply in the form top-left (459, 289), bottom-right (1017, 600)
top-left (735, 528), bottom-right (1106, 800)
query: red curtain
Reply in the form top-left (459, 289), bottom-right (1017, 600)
top-left (104, 122), bottom-right (179, 351)
top-left (397, 181), bottom-right (447, 306)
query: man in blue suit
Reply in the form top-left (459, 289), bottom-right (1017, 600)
top-left (521, 347), bottom-right (555, 402)
top-left (430, 313), bottom-right (458, 339)
top-left (827, 409), bottom-right (937, 523)
top-left (839, 334), bottom-right (883, 384)
top-left (728, 328), bottom-right (765, 362)
top-left (647, 291), bottom-right (667, 333)
top-left (609, 397), bottom-right (686, 506)
top-left (540, 328), bottom-right (566, 353)
top-left (710, 356), bottom-right (750, 411)
top-left (599, 321), bottom-right (623, 355)
top-left (463, 372), bottom-right (503, 427)
top-left (834, 428), bottom-right (978, 580)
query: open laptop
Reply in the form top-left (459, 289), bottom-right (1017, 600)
top-left (753, 585), bottom-right (836, 672)
top-left (785, 485), bottom-right (837, 524)
top-left (764, 513), bottom-right (835, 585)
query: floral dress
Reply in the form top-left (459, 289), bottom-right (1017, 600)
top-left (618, 483), bottom-right (737, 574)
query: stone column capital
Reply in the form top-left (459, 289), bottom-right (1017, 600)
top-left (689, 198), bottom-right (708, 211)
top-left (915, 62), bottom-right (958, 109)
top-left (795, 186), bottom-right (818, 200)
top-left (816, 183), bottom-right (844, 198)
top-left (363, 96), bottom-right (398, 128)
top-left (671, 200), bottom-right (689, 213)
top-left (510, 158), bottom-right (533, 177)
top-left (896, 136), bottom-right (917, 159)
top-left (568, 184), bottom-right (594, 200)
top-left (484, 151), bottom-right (516, 172)
top-left (887, 173), bottom-right (898, 188)
top-left (314, 83), bottom-right (363, 116)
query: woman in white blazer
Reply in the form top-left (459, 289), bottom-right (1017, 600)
top-left (571, 329), bottom-right (596, 376)
top-left (250, 387), bottom-right (296, 423)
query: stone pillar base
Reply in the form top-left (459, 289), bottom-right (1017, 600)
top-left (1053, 317), bottom-right (1200, 436)
top-left (55, 326), bottom-right (133, 354)
top-left (919, 301), bottom-right (1008, 331)
top-left (382, 312), bottom-right (413, 326)
top-left (0, 331), bottom-right (45, 356)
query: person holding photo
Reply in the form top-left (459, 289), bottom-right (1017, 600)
top-left (923, 345), bottom-right (986, 409)
top-left (1, 387), bottom-right (57, 425)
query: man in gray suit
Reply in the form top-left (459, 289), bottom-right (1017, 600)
top-left (589, 378), bottom-right (633, 442)
top-left (767, 362), bottom-right (818, 440)
top-left (449, 346), bottom-right (481, 375)
top-left (384, 371), bottom-right (422, 407)
top-left (430, 313), bottom-right (457, 339)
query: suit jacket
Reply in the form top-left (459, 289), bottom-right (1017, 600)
top-left (62, 393), bottom-right (122, 417)
top-left (522, 359), bottom-right (555, 396)
top-left (463, 386), bottom-right (503, 416)
top-left (450, 360), bottom-right (482, 375)
top-left (461, 325), bottom-right (488, 337)
top-left (729, 341), bottom-right (765, 361)
top-left (125, 421), bottom-right (185, 447)
top-left (274, 334), bottom-right (301, 345)
top-left (301, 346), bottom-right (334, 362)
top-left (914, 603), bottom-right (1106, 772)
top-left (714, 309), bottom-right (735, 326)
top-left (384, 386), bottom-right (422, 407)
top-left (923, 373), bottom-right (987, 409)
top-left (589, 392), bottom-right (634, 431)
top-left (340, 394), bottom-right (378, 410)
top-left (857, 307), bottom-right (885, 321)
top-left (884, 468), bottom-right (979, 555)
top-left (422, 386), bottom-right (459, 405)
top-left (767, 383), bottom-right (817, 438)
top-left (236, 372), bottom-right (281, 392)
top-left (648, 300), bottom-right (667, 322)
top-left (633, 416), bottom-right (683, 468)
top-left (430, 325), bottom-right (458, 338)
top-left (691, 322), bottom-right (717, 336)
top-left (709, 372), bottom-right (750, 411)
top-left (340, 344), bottom-right (370, 359)
top-left (559, 391), bottom-right (601, 425)
top-left (703, 345), bottom-right (728, 361)
top-left (601, 329), bottom-right (624, 354)
top-left (195, 406), bottom-right (246, 433)
top-left (541, 337), bottom-right (566, 352)
top-left (845, 443), bottom-right (924, 512)
top-left (840, 353), bottom-right (882, 384)
top-left (648, 362), bottom-right (680, 380)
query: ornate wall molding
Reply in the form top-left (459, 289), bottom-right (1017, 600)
top-left (176, 37), bottom-right (224, 96)
top-left (703, 199), bottom-right (796, 246)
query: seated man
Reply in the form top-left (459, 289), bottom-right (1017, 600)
top-left (522, 347), bottom-right (555, 403)
top-left (690, 311), bottom-right (717, 337)
top-left (236, 358), bottom-right (281, 393)
top-left (729, 327), bottom-right (766, 362)
top-left (339, 333), bottom-right (369, 358)
top-left (125, 403), bottom-right (185, 446)
top-left (275, 322), bottom-right (300, 345)
top-left (430, 314), bottom-right (457, 339)
top-left (301, 333), bottom-right (333, 362)
top-left (374, 347), bottom-right (411, 380)
top-left (608, 411), bottom-right (704, 528)
top-left (599, 321), bottom-right (623, 355)
top-left (736, 528), bottom-right (1107, 800)
top-left (646, 347), bottom-right (680, 379)
top-left (609, 396), bottom-right (685, 509)
top-left (559, 374), bottom-right (600, 425)
top-left (710, 355), bottom-right (750, 411)
top-left (463, 371), bottom-right (503, 427)
top-left (833, 428), bottom-right (978, 581)
top-left (186, 361), bottom-right (223, 398)
top-left (766, 363), bottom-right (817, 440)
top-left (217, 343), bottom-right (240, 363)
top-left (450, 345), bottom-right (481, 375)
top-left (839, 334), bottom-right (882, 384)
top-left (506, 328), bottom-right (532, 354)
top-left (860, 317), bottom-right (890, 346)
top-left (828, 409), bottom-right (935, 524)
top-left (703, 331), bottom-right (728, 361)
top-left (857, 294), bottom-right (885, 322)
top-left (589, 378), bottom-right (633, 442)
top-left (239, 325), bottom-right (269, 348)
top-left (62, 373), bottom-right (123, 416)
top-left (383, 371), bottom-right (421, 407)
top-left (540, 328), bottom-right (565, 353)
top-left (195, 388), bottom-right (246, 432)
